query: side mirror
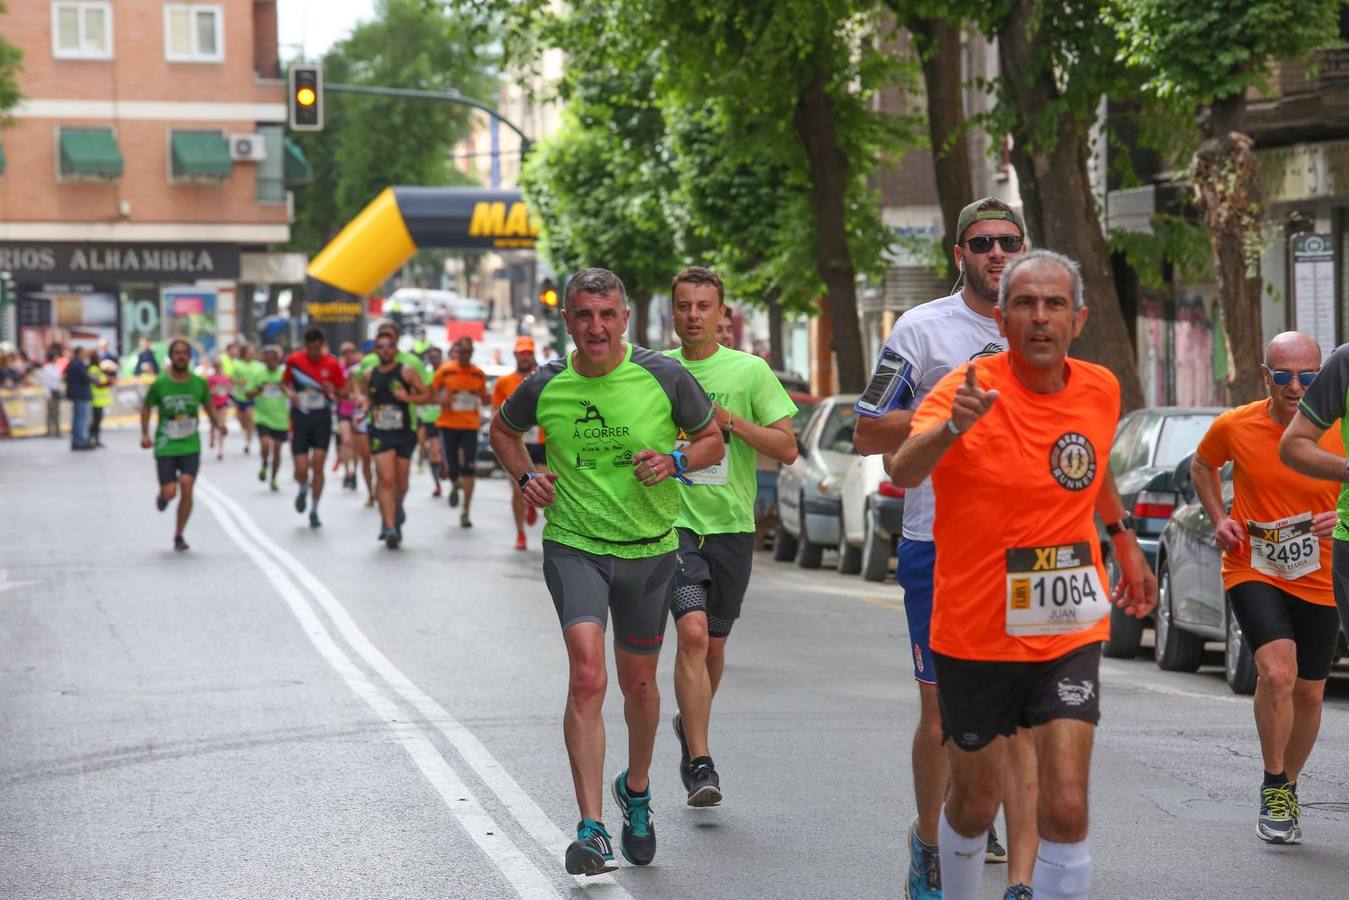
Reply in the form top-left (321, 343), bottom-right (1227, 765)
top-left (1173, 451), bottom-right (1196, 505)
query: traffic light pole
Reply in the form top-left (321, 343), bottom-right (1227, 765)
top-left (324, 83), bottom-right (533, 155)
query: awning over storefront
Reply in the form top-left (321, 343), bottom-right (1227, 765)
top-left (170, 131), bottom-right (232, 179)
top-left (59, 127), bottom-right (123, 179)
top-left (283, 137), bottom-right (312, 186)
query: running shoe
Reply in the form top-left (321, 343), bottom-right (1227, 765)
top-left (515, 530), bottom-right (527, 551)
top-left (270, 479), bottom-right (279, 492)
top-left (526, 505), bottom-right (538, 526)
top-left (611, 770), bottom-right (656, 866)
top-left (1258, 783), bottom-right (1302, 844)
top-left (673, 714), bottom-right (691, 790)
top-left (382, 526), bottom-right (400, 550)
top-left (1004, 885), bottom-right (1033, 900)
top-left (449, 484), bottom-right (460, 507)
top-left (686, 759), bottom-right (722, 808)
top-left (432, 484), bottom-right (442, 498)
top-left (395, 505), bottom-right (406, 529)
top-left (905, 816), bottom-right (941, 900)
top-left (258, 464), bottom-right (267, 482)
top-left (174, 535), bottom-right (189, 552)
top-left (244, 444), bottom-right (250, 455)
top-left (295, 486), bottom-right (308, 513)
top-left (309, 510), bottom-right (321, 529)
top-left (365, 495), bottom-right (376, 507)
top-left (460, 511), bottom-right (472, 528)
top-left (155, 494), bottom-right (168, 512)
top-left (987, 823), bottom-right (1008, 862)
top-left (564, 818), bottom-right (615, 876)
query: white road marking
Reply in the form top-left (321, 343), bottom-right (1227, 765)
top-left (0, 569), bottom-right (38, 594)
top-left (198, 479), bottom-right (632, 897)
top-left (196, 484), bottom-right (564, 899)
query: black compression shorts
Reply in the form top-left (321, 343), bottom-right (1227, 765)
top-left (290, 410), bottom-right (332, 456)
top-left (156, 453), bottom-right (200, 486)
top-left (1228, 580), bottom-right (1340, 681)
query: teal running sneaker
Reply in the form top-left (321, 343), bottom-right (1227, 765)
top-left (905, 815), bottom-right (941, 899)
top-left (1004, 884), bottom-right (1033, 899)
top-left (564, 818), bottom-right (615, 876)
top-left (611, 770), bottom-right (656, 865)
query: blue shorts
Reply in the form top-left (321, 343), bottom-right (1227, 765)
top-left (897, 538), bottom-right (936, 684)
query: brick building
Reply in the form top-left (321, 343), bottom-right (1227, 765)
top-left (0, 0), bottom-right (308, 362)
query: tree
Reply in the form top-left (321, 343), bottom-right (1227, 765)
top-left (1111, 0), bottom-right (1343, 403)
top-left (0, 3), bottom-right (24, 121)
top-left (287, 0), bottom-right (497, 256)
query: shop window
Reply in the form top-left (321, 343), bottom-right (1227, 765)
top-left (165, 4), bottom-right (223, 63)
top-left (52, 1), bottom-right (113, 60)
top-left (255, 125), bottom-right (285, 203)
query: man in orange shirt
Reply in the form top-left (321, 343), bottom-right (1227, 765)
top-left (1196, 332), bottom-right (1341, 845)
top-left (493, 336), bottom-right (547, 550)
top-left (432, 336), bottom-right (490, 527)
top-left (890, 249), bottom-right (1155, 900)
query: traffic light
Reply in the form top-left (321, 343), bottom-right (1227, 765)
top-left (539, 279), bottom-right (558, 308)
top-left (288, 63), bottom-right (323, 131)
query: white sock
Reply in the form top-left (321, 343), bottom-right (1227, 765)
top-left (1032, 838), bottom-right (1092, 900)
top-left (937, 807), bottom-right (986, 900)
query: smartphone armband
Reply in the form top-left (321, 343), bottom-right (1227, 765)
top-left (854, 348), bottom-right (916, 418)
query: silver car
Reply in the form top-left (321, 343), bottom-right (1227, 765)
top-left (774, 394), bottom-right (859, 569)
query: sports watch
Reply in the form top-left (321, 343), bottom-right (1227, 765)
top-left (518, 471), bottom-right (539, 489)
top-left (1105, 513), bottom-right (1136, 536)
top-left (669, 449), bottom-right (693, 485)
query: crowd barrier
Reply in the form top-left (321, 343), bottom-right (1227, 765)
top-left (1, 376), bottom-right (158, 439)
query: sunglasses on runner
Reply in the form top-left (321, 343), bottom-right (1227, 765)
top-left (374, 342), bottom-right (395, 351)
top-left (962, 235), bottom-right (1025, 254)
top-left (1263, 365), bottom-right (1317, 387)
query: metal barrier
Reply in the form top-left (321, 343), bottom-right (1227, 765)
top-left (0, 376), bottom-right (157, 439)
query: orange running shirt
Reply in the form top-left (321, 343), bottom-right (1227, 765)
top-left (1195, 400), bottom-right (1342, 606)
top-left (911, 353), bottom-right (1121, 662)
top-left (431, 361), bottom-right (488, 430)
top-left (492, 371), bottom-right (545, 443)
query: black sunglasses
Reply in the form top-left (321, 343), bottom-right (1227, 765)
top-left (374, 343), bottom-right (395, 351)
top-left (1263, 365), bottom-right (1317, 387)
top-left (963, 235), bottom-right (1025, 254)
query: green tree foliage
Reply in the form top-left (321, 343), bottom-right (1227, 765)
top-left (288, 0), bottom-right (498, 256)
top-left (0, 3), bottom-right (24, 121)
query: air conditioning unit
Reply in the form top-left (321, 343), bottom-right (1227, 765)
top-left (229, 133), bottom-right (267, 162)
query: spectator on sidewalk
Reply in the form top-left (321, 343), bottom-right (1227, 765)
top-left (90, 358), bottom-right (116, 447)
top-left (135, 339), bottom-right (160, 376)
top-left (65, 346), bottom-right (94, 450)
top-left (40, 347), bottom-right (63, 438)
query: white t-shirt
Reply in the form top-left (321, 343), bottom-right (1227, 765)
top-left (877, 293), bottom-right (1005, 542)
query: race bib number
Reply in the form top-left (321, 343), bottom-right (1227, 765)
top-left (1005, 542), bottom-right (1109, 637)
top-left (372, 405), bottom-right (405, 431)
top-left (164, 415), bottom-right (197, 440)
top-left (676, 438), bottom-right (728, 486)
top-left (1247, 513), bottom-right (1320, 581)
top-left (298, 388), bottom-right (328, 412)
top-left (451, 390), bottom-right (479, 412)
top-left (261, 383), bottom-right (282, 398)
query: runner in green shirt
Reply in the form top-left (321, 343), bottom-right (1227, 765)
top-left (491, 267), bottom-right (723, 877)
top-left (229, 343), bottom-right (263, 456)
top-left (140, 338), bottom-right (226, 551)
top-left (247, 345), bottom-right (289, 491)
top-left (662, 266), bottom-right (798, 807)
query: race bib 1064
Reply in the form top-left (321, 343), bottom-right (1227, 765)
top-left (1247, 513), bottom-right (1320, 581)
top-left (1005, 542), bottom-right (1109, 637)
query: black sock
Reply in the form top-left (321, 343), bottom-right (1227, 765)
top-left (690, 755), bottom-right (713, 770)
top-left (625, 776), bottom-right (649, 797)
top-left (1263, 770), bottom-right (1289, 788)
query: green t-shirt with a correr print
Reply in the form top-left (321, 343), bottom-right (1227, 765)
top-left (500, 344), bottom-right (715, 559)
top-left (144, 373), bottom-right (211, 458)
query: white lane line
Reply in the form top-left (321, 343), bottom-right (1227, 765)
top-left (196, 487), bottom-right (563, 899)
top-left (1099, 663), bottom-right (1247, 705)
top-left (198, 479), bottom-right (631, 897)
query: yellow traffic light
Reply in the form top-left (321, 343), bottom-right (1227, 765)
top-left (297, 87), bottom-right (317, 107)
top-left (288, 64), bottom-right (323, 131)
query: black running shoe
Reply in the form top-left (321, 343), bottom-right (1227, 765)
top-left (673, 714), bottom-right (691, 791)
top-left (686, 759), bottom-right (722, 808)
top-left (611, 770), bottom-right (656, 865)
top-left (155, 494), bottom-right (168, 512)
top-left (395, 505), bottom-right (406, 528)
top-left (295, 487), bottom-right (308, 513)
top-left (564, 818), bottom-right (616, 876)
top-left (449, 484), bottom-right (460, 508)
top-left (258, 465), bottom-right (267, 482)
top-left (309, 510), bottom-right (321, 529)
top-left (986, 823), bottom-right (1008, 862)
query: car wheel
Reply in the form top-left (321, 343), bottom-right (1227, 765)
top-left (1101, 547), bottom-right (1144, 659)
top-left (1153, 558), bottom-right (1203, 672)
top-left (837, 523), bottom-right (862, 576)
top-left (797, 498), bottom-right (823, 569)
top-left (860, 506), bottom-right (890, 583)
top-left (772, 521), bottom-right (798, 562)
top-left (1225, 602), bottom-right (1257, 695)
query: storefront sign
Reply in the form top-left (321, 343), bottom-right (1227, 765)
top-left (0, 243), bottom-right (240, 281)
top-left (1293, 234), bottom-right (1336, 358)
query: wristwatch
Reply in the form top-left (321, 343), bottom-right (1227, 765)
top-left (1105, 513), bottom-right (1136, 536)
top-left (518, 471), bottom-right (538, 489)
top-left (669, 449), bottom-right (693, 485)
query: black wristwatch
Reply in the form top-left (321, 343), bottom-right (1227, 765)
top-left (518, 471), bottom-right (538, 489)
top-left (1105, 513), bottom-right (1136, 536)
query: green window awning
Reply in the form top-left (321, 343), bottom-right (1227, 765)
top-left (59, 127), bottom-right (123, 178)
top-left (283, 137), bottom-right (312, 186)
top-left (0, 138), bottom-right (6, 175)
top-left (171, 130), bottom-right (232, 179)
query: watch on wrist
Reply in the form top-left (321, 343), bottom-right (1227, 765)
top-left (669, 449), bottom-right (693, 485)
top-left (945, 418), bottom-right (963, 436)
top-left (518, 471), bottom-right (538, 489)
top-left (1105, 513), bottom-right (1136, 536)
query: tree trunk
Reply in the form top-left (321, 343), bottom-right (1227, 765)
top-left (793, 62), bottom-right (867, 394)
top-left (910, 16), bottom-right (973, 259)
top-left (632, 289), bottom-right (652, 349)
top-left (997, 0), bottom-right (1145, 412)
top-left (766, 285), bottom-right (785, 371)
top-left (1193, 93), bottom-right (1264, 405)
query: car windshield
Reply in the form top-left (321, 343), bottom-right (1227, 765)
top-left (791, 401), bottom-right (819, 435)
top-left (1154, 414), bottom-right (1217, 468)
top-left (820, 403), bottom-right (858, 454)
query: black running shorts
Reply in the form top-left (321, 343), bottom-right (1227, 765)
top-left (290, 409), bottom-right (332, 456)
top-left (440, 428), bottom-right (479, 479)
top-left (542, 541), bottom-right (677, 655)
top-left (1228, 580), bottom-right (1340, 681)
top-left (371, 429), bottom-right (416, 460)
top-left (156, 453), bottom-right (200, 486)
top-left (673, 528), bottom-right (756, 633)
top-left (933, 642), bottom-right (1102, 752)
top-left (256, 424), bottom-right (289, 442)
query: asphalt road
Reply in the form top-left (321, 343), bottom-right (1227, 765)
top-left (5, 430), bottom-right (1349, 899)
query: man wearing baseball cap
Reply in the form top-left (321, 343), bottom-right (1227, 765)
top-left (854, 197), bottom-right (1038, 900)
top-left (493, 335), bottom-right (547, 550)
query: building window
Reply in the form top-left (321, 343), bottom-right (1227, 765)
top-left (164, 4), bottom-right (223, 63)
top-left (51, 2), bottom-right (113, 60)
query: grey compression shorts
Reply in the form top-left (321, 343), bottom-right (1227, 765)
top-left (673, 528), bottom-right (756, 636)
top-left (542, 541), bottom-right (678, 655)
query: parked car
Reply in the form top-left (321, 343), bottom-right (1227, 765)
top-left (1103, 406), bottom-right (1224, 658)
top-left (754, 383), bottom-right (821, 543)
top-left (774, 394), bottom-right (859, 569)
top-left (1156, 451), bottom-right (1347, 694)
top-left (839, 453), bottom-right (904, 581)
